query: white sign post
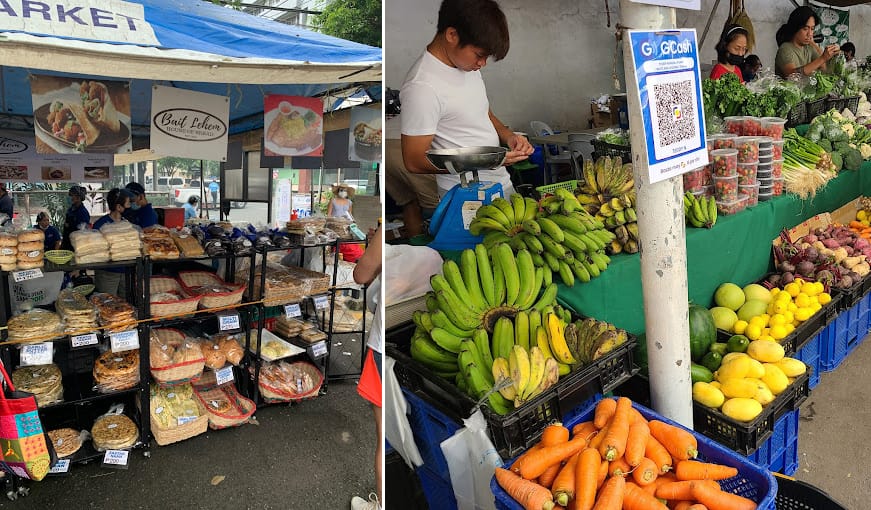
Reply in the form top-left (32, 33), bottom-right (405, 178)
top-left (150, 85), bottom-right (229, 161)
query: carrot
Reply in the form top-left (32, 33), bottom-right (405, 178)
top-left (655, 480), bottom-right (719, 501)
top-left (596, 458), bottom-right (609, 489)
top-left (543, 422), bottom-right (571, 445)
top-left (648, 420), bottom-right (698, 461)
top-left (608, 457), bottom-right (632, 477)
top-left (575, 448), bottom-right (601, 510)
top-left (690, 481), bottom-right (756, 510)
top-left (687, 505), bottom-right (709, 510)
top-left (671, 502), bottom-right (694, 510)
top-left (674, 460), bottom-right (738, 481)
top-left (520, 435), bottom-right (589, 480)
top-left (642, 472), bottom-right (677, 496)
top-left (623, 481), bottom-right (668, 509)
top-left (572, 421), bottom-right (598, 441)
top-left (645, 435), bottom-right (673, 473)
top-left (629, 407), bottom-right (646, 425)
top-left (552, 452), bottom-right (580, 507)
top-left (539, 463), bottom-right (562, 489)
top-left (598, 397), bottom-right (632, 461)
top-left (513, 444), bottom-right (544, 473)
top-left (624, 420), bottom-right (651, 467)
top-left (632, 457), bottom-right (659, 487)
top-left (593, 398), bottom-right (617, 429)
top-left (588, 421), bottom-right (609, 451)
top-left (495, 467), bottom-right (557, 510)
top-left (591, 473), bottom-right (625, 510)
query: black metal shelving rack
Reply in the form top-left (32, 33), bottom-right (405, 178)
top-left (324, 238), bottom-right (369, 383)
top-left (0, 257), bottom-right (151, 474)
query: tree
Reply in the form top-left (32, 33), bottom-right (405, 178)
top-left (313, 0), bottom-right (381, 48)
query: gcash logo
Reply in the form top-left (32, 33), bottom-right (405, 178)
top-left (640, 42), bottom-right (654, 57)
top-left (641, 39), bottom-right (693, 57)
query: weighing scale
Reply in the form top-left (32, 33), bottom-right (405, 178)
top-left (425, 146), bottom-right (507, 251)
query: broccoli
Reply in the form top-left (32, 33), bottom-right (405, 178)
top-left (818, 139), bottom-right (833, 152)
top-left (830, 151), bottom-right (844, 171)
top-left (843, 147), bottom-right (864, 171)
top-left (834, 141), bottom-right (853, 153)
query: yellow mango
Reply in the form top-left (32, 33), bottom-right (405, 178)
top-left (746, 358), bottom-right (766, 379)
top-left (720, 378), bottom-right (759, 399)
top-left (761, 363), bottom-right (789, 395)
top-left (721, 352), bottom-right (749, 365)
top-left (722, 397), bottom-right (764, 421)
top-left (747, 340), bottom-right (785, 363)
top-left (709, 381), bottom-right (721, 390)
top-left (749, 379), bottom-right (775, 406)
top-left (775, 358), bottom-right (807, 378)
top-left (716, 356), bottom-right (751, 382)
top-left (693, 381), bottom-right (725, 409)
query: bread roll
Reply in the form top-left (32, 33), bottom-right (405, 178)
top-left (0, 233), bottom-right (17, 247)
top-left (17, 229), bottom-right (44, 243)
top-left (16, 260), bottom-right (44, 269)
top-left (201, 341), bottom-right (227, 370)
top-left (0, 254), bottom-right (16, 264)
top-left (17, 241), bottom-right (42, 252)
top-left (17, 250), bottom-right (43, 262)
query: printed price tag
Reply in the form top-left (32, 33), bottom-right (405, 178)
top-left (284, 303), bottom-right (301, 318)
top-left (177, 415), bottom-right (198, 426)
top-left (70, 332), bottom-right (99, 348)
top-left (313, 295), bottom-right (329, 311)
top-left (215, 365), bottom-right (234, 386)
top-left (102, 449), bottom-right (129, 467)
top-left (20, 342), bottom-right (53, 366)
top-left (110, 330), bottom-right (139, 353)
top-left (49, 459), bottom-right (70, 474)
top-left (310, 341), bottom-right (328, 359)
top-left (219, 313), bottom-right (240, 331)
top-left (12, 268), bottom-right (43, 282)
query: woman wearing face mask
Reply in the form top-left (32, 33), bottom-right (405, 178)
top-left (36, 212), bottom-right (62, 251)
top-left (327, 184), bottom-right (354, 218)
top-left (92, 188), bottom-right (135, 297)
top-left (62, 186), bottom-right (90, 250)
top-left (710, 25), bottom-right (749, 82)
top-left (774, 6), bottom-right (840, 78)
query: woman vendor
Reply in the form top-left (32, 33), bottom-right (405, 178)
top-left (62, 186), bottom-right (90, 250)
top-left (710, 25), bottom-right (749, 82)
top-left (774, 6), bottom-right (840, 79)
top-left (36, 212), bottom-right (61, 252)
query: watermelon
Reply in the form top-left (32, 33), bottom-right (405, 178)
top-left (688, 303), bottom-right (716, 362)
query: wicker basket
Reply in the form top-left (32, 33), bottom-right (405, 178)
top-left (150, 397), bottom-right (209, 446)
top-left (150, 328), bottom-right (206, 385)
top-left (194, 385), bottom-right (256, 429)
top-left (257, 361), bottom-right (324, 403)
top-left (178, 271), bottom-right (246, 309)
top-left (149, 276), bottom-right (201, 317)
top-left (45, 250), bottom-right (74, 264)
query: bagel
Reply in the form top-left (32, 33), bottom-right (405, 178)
top-left (16, 259), bottom-right (44, 269)
top-left (16, 241), bottom-right (42, 252)
top-left (17, 229), bottom-right (44, 243)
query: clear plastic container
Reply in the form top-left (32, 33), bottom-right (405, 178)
top-left (771, 159), bottom-right (783, 178)
top-left (710, 148), bottom-right (738, 177)
top-left (708, 133), bottom-right (737, 150)
top-left (759, 191), bottom-right (774, 202)
top-left (713, 175), bottom-right (738, 201)
top-left (757, 169), bottom-right (773, 181)
top-left (739, 183), bottom-right (759, 206)
top-left (737, 162), bottom-right (757, 185)
top-left (724, 116), bottom-right (745, 135)
top-left (741, 117), bottom-right (764, 136)
top-left (761, 117), bottom-right (787, 140)
top-left (772, 177), bottom-right (784, 196)
top-left (772, 140), bottom-right (784, 159)
top-left (760, 184), bottom-right (774, 195)
top-left (716, 196), bottom-right (747, 215)
top-left (755, 136), bottom-right (774, 149)
top-left (683, 166), bottom-right (710, 191)
top-left (734, 136), bottom-right (760, 163)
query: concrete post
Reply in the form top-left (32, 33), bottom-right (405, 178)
top-left (619, 0), bottom-right (694, 427)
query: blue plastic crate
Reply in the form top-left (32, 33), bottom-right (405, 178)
top-left (821, 300), bottom-right (865, 371)
top-left (417, 466), bottom-right (458, 510)
top-left (491, 398), bottom-right (778, 510)
top-left (403, 389), bottom-right (462, 483)
top-left (794, 328), bottom-right (822, 389)
top-left (748, 408), bottom-right (799, 476)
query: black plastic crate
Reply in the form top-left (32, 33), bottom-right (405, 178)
top-left (825, 95), bottom-right (860, 115)
top-left (692, 367), bottom-right (810, 456)
top-left (590, 139), bottom-right (631, 161)
top-left (786, 101), bottom-right (806, 128)
top-left (832, 274), bottom-right (870, 311)
top-left (386, 333), bottom-right (637, 459)
top-left (774, 475), bottom-right (848, 510)
top-left (806, 97), bottom-right (828, 121)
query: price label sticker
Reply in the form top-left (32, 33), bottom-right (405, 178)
top-left (177, 415), bottom-right (198, 426)
top-left (284, 303), bottom-right (301, 318)
top-left (219, 313), bottom-right (240, 331)
top-left (20, 342), bottom-right (53, 366)
top-left (71, 332), bottom-right (99, 349)
top-left (102, 449), bottom-right (129, 468)
top-left (12, 268), bottom-right (43, 282)
top-left (313, 295), bottom-right (329, 311)
top-left (110, 330), bottom-right (139, 353)
top-left (215, 365), bottom-right (234, 386)
top-left (49, 459), bottom-right (70, 474)
top-left (310, 340), bottom-right (328, 359)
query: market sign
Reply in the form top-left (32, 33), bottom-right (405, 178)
top-left (150, 85), bottom-right (229, 162)
top-left (627, 30), bottom-right (707, 183)
top-left (629, 0), bottom-right (700, 9)
top-left (0, 129), bottom-right (112, 182)
top-left (812, 3), bottom-right (850, 47)
top-left (348, 105), bottom-right (381, 162)
top-left (263, 95), bottom-right (324, 158)
top-left (0, 0), bottom-right (159, 46)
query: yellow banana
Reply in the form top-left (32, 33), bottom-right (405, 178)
top-left (491, 357), bottom-right (516, 401)
top-left (520, 346), bottom-right (546, 402)
top-left (547, 313), bottom-right (576, 364)
top-left (509, 345), bottom-right (531, 403)
top-left (536, 325), bottom-right (555, 360)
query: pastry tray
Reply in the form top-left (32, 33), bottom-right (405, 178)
top-left (251, 329), bottom-right (305, 362)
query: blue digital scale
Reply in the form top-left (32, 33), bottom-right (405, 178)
top-left (425, 147), bottom-right (506, 252)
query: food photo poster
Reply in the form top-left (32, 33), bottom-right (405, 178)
top-left (30, 74), bottom-right (132, 155)
top-left (0, 130), bottom-right (112, 182)
top-left (263, 95), bottom-right (324, 157)
top-left (348, 105), bottom-right (382, 162)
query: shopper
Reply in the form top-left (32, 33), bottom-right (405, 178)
top-left (92, 188), bottom-right (135, 297)
top-left (36, 212), bottom-right (61, 251)
top-left (209, 178), bottom-right (219, 205)
top-left (184, 195), bottom-right (199, 220)
top-left (742, 54), bottom-right (762, 82)
top-left (775, 6), bottom-right (840, 78)
top-left (399, 0), bottom-right (533, 199)
top-left (350, 226), bottom-right (382, 510)
top-left (841, 41), bottom-right (858, 70)
top-left (328, 184), bottom-right (354, 218)
top-left (0, 183), bottom-right (12, 226)
top-left (710, 25), bottom-right (749, 82)
top-left (124, 182), bottom-right (158, 228)
top-left (62, 186), bottom-right (90, 250)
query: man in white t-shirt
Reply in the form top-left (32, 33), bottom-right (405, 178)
top-left (400, 0), bottom-right (533, 198)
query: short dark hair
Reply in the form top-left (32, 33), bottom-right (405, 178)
top-left (125, 182), bottom-right (145, 196)
top-left (744, 54), bottom-right (761, 68)
top-left (437, 0), bottom-right (510, 61)
top-left (69, 186), bottom-right (87, 199)
top-left (715, 24), bottom-right (748, 64)
top-left (841, 42), bottom-right (856, 55)
top-left (36, 212), bottom-right (49, 222)
top-left (106, 188), bottom-right (132, 211)
top-left (776, 6), bottom-right (820, 47)
top-left (188, 196), bottom-right (199, 205)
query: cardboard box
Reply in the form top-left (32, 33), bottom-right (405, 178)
top-left (830, 196), bottom-right (865, 226)
top-left (771, 213), bottom-right (832, 248)
top-left (591, 103), bottom-right (616, 128)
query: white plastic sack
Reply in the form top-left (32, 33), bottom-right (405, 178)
top-left (8, 271), bottom-right (64, 314)
top-left (383, 356), bottom-right (424, 469)
top-left (440, 409), bottom-right (503, 510)
top-left (385, 244), bottom-right (442, 305)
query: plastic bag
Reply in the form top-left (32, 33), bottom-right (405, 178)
top-left (8, 270), bottom-right (65, 314)
top-left (384, 244), bottom-right (442, 305)
top-left (383, 357), bottom-right (424, 469)
top-left (440, 409), bottom-right (504, 510)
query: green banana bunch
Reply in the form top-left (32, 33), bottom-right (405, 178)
top-left (469, 194), bottom-right (538, 237)
top-left (683, 191), bottom-right (717, 229)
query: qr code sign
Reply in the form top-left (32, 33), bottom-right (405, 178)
top-left (652, 80), bottom-right (696, 147)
